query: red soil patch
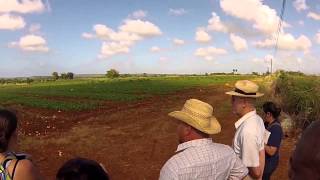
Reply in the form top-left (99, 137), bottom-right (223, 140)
top-left (12, 86), bottom-right (294, 180)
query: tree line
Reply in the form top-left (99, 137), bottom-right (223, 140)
top-left (52, 72), bottom-right (74, 80)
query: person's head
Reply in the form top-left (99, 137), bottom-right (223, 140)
top-left (56, 158), bottom-right (109, 180)
top-left (289, 120), bottom-right (320, 180)
top-left (262, 101), bottom-right (281, 123)
top-left (226, 80), bottom-right (263, 117)
top-left (231, 96), bottom-right (256, 117)
top-left (168, 99), bottom-right (221, 143)
top-left (0, 109), bottom-right (18, 153)
top-left (175, 121), bottom-right (210, 143)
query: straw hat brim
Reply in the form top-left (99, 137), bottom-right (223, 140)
top-left (168, 111), bottom-right (221, 135)
top-left (225, 91), bottom-right (264, 98)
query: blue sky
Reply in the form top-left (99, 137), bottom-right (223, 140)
top-left (0, 0), bottom-right (320, 77)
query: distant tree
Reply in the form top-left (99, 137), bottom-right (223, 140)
top-left (106, 69), bottom-right (120, 78)
top-left (205, 73), bottom-right (209, 76)
top-left (26, 78), bottom-right (34, 84)
top-left (60, 73), bottom-right (67, 79)
top-left (66, 72), bottom-right (74, 79)
top-left (52, 72), bottom-right (59, 80)
top-left (232, 69), bottom-right (238, 74)
top-left (252, 72), bottom-right (259, 76)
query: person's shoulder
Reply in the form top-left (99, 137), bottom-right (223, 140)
top-left (213, 143), bottom-right (233, 151)
top-left (212, 143), bottom-right (236, 155)
top-left (14, 159), bottom-right (42, 180)
top-left (269, 122), bottom-right (283, 133)
top-left (160, 155), bottom-right (180, 175)
top-left (16, 159), bottom-right (36, 173)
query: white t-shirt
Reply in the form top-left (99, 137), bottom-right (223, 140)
top-left (233, 110), bottom-right (265, 167)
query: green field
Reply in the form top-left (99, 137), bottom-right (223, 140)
top-left (0, 75), bottom-right (254, 111)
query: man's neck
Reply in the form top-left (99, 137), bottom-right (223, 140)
top-left (240, 107), bottom-right (255, 117)
top-left (180, 136), bottom-right (207, 144)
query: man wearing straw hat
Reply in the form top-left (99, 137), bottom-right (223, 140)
top-left (159, 99), bottom-right (248, 180)
top-left (226, 80), bottom-right (266, 180)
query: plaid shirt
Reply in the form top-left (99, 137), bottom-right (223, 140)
top-left (159, 138), bottom-right (248, 180)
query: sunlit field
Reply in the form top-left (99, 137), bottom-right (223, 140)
top-left (0, 75), bottom-right (252, 110)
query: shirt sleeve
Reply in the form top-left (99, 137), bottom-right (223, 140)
top-left (228, 150), bottom-right (249, 180)
top-left (240, 131), bottom-right (260, 167)
top-left (159, 162), bottom-right (178, 180)
top-left (267, 125), bottom-right (282, 148)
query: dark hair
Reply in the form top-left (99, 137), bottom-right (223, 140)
top-left (0, 109), bottom-right (17, 153)
top-left (289, 120), bottom-right (320, 179)
top-left (263, 101), bottom-right (281, 119)
top-left (56, 158), bottom-right (109, 180)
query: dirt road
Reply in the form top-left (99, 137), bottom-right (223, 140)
top-left (16, 85), bottom-right (294, 179)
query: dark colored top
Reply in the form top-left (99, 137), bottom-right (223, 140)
top-left (264, 120), bottom-right (283, 174)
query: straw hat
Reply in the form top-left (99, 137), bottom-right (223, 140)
top-left (226, 80), bottom-right (264, 98)
top-left (168, 99), bottom-right (221, 135)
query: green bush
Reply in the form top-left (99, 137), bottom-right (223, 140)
top-left (274, 71), bottom-right (320, 128)
top-left (106, 69), bottom-right (120, 78)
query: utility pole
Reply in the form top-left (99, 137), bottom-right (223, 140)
top-left (270, 57), bottom-right (273, 74)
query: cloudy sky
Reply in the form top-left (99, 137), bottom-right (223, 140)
top-left (0, 0), bottom-right (320, 77)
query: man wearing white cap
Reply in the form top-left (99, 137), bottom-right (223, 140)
top-left (226, 80), bottom-right (266, 180)
top-left (159, 99), bottom-right (248, 180)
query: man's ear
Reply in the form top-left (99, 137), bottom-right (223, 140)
top-left (184, 124), bottom-right (193, 136)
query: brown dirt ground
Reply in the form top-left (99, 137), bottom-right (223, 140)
top-left (12, 85), bottom-right (294, 180)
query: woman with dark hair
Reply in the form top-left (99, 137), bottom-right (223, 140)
top-left (56, 157), bottom-right (109, 180)
top-left (262, 102), bottom-right (283, 180)
top-left (0, 109), bottom-right (42, 180)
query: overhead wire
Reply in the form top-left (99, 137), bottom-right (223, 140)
top-left (271, 0), bottom-right (287, 73)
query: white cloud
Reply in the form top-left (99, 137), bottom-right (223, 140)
top-left (99, 41), bottom-right (130, 58)
top-left (9, 34), bottom-right (49, 52)
top-left (150, 46), bottom-right (161, 52)
top-left (195, 29), bottom-right (211, 43)
top-left (0, 0), bottom-right (45, 14)
top-left (29, 23), bottom-right (41, 33)
top-left (173, 38), bottom-right (185, 45)
top-left (130, 10), bottom-right (147, 19)
top-left (120, 19), bottom-right (162, 37)
top-left (254, 33), bottom-right (312, 53)
top-left (207, 12), bottom-right (228, 33)
top-left (82, 32), bottom-right (95, 39)
top-left (84, 19), bottom-right (162, 58)
top-left (307, 12), bottom-right (320, 20)
top-left (0, 13), bottom-right (25, 30)
top-left (315, 31), bottom-right (320, 44)
top-left (229, 33), bottom-right (247, 52)
top-left (220, 0), bottom-right (284, 35)
top-left (169, 8), bottom-right (187, 16)
top-left (109, 31), bottom-right (141, 44)
top-left (293, 0), bottom-right (308, 12)
top-left (93, 24), bottom-right (114, 40)
top-left (194, 46), bottom-right (227, 60)
top-left (251, 54), bottom-right (273, 64)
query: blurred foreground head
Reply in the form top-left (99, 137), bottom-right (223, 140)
top-left (56, 157), bottom-right (109, 180)
top-left (0, 109), bottom-right (17, 152)
top-left (289, 120), bottom-right (320, 180)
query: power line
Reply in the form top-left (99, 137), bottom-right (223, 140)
top-left (271, 0), bottom-right (287, 74)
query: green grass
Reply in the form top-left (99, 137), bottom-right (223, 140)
top-left (274, 72), bottom-right (320, 127)
top-left (0, 75), bottom-right (253, 110)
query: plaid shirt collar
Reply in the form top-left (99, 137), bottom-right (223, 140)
top-left (176, 138), bottom-right (212, 152)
